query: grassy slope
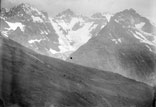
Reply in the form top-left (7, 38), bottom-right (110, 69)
top-left (0, 36), bottom-right (154, 107)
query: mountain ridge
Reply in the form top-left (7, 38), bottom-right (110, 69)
top-left (0, 3), bottom-right (108, 60)
top-left (1, 3), bottom-right (156, 86)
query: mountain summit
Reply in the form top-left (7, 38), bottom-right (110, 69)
top-left (56, 9), bottom-right (75, 18)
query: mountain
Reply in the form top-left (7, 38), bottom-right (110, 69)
top-left (0, 3), bottom-right (108, 60)
top-left (0, 34), bottom-right (155, 107)
top-left (0, 3), bottom-right (59, 57)
top-left (68, 9), bottom-right (156, 86)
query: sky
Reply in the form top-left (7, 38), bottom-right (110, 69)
top-left (1, 0), bottom-right (156, 23)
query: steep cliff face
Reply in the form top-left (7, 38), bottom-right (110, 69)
top-left (0, 35), bottom-right (154, 107)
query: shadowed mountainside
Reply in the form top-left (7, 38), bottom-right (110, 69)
top-left (0, 35), bottom-right (154, 107)
top-left (68, 9), bottom-right (156, 86)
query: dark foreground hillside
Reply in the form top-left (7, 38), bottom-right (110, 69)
top-left (0, 35), bottom-right (154, 107)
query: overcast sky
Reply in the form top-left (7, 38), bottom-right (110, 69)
top-left (1, 0), bottom-right (156, 23)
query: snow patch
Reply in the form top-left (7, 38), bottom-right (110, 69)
top-left (1, 31), bottom-right (8, 37)
top-left (0, 16), bottom-right (5, 20)
top-left (135, 31), bottom-right (147, 40)
top-left (32, 15), bottom-right (43, 23)
top-left (40, 30), bottom-right (48, 35)
top-left (28, 38), bottom-right (45, 44)
top-left (50, 17), bottom-right (99, 53)
top-left (115, 19), bottom-right (119, 23)
top-left (49, 18), bottom-right (73, 53)
top-left (5, 21), bottom-right (25, 31)
top-left (112, 39), bottom-right (118, 44)
top-left (112, 38), bottom-right (121, 44)
top-left (101, 25), bottom-right (106, 29)
top-left (153, 36), bottom-right (156, 44)
top-left (132, 31), bottom-right (156, 46)
top-left (118, 38), bottom-right (122, 43)
top-left (102, 13), bottom-right (113, 22)
top-left (89, 24), bottom-right (98, 31)
top-left (135, 22), bottom-right (145, 29)
top-left (67, 22), bottom-right (94, 49)
top-left (49, 48), bottom-right (58, 54)
top-left (146, 45), bottom-right (152, 52)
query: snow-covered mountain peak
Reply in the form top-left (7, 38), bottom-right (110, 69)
top-left (3, 3), bottom-right (46, 20)
top-left (104, 9), bottom-right (156, 51)
top-left (1, 4), bottom-right (107, 60)
top-left (112, 8), bottom-right (156, 34)
top-left (17, 3), bottom-right (31, 9)
top-left (113, 8), bottom-right (143, 25)
top-left (56, 9), bottom-right (75, 18)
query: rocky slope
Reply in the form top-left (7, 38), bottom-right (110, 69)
top-left (68, 9), bottom-right (156, 86)
top-left (0, 3), bottom-right (108, 60)
top-left (0, 34), bottom-right (154, 107)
